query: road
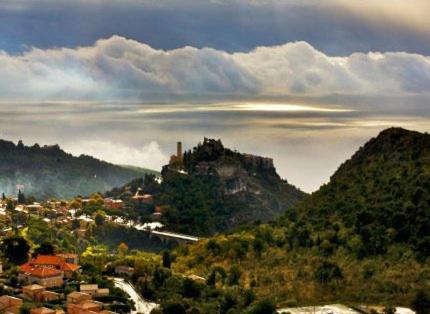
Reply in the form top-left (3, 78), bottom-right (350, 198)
top-left (113, 278), bottom-right (158, 314)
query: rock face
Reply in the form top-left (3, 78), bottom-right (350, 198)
top-left (160, 138), bottom-right (306, 234)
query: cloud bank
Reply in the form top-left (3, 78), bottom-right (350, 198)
top-left (65, 140), bottom-right (168, 171)
top-left (1, 36), bottom-right (430, 103)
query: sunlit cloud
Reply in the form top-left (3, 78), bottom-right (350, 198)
top-left (1, 36), bottom-right (430, 104)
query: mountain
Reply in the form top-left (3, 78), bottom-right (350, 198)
top-left (159, 138), bottom-right (306, 235)
top-left (290, 127), bottom-right (430, 257)
top-left (107, 138), bottom-right (305, 235)
top-left (166, 128), bottom-right (430, 308)
top-left (0, 139), bottom-right (157, 199)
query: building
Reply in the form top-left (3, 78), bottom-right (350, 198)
top-left (56, 253), bottom-right (79, 265)
top-left (22, 284), bottom-right (60, 302)
top-left (169, 141), bottom-right (183, 169)
top-left (114, 265), bottom-right (134, 277)
top-left (67, 292), bottom-right (92, 305)
top-left (79, 284), bottom-right (109, 297)
top-left (131, 188), bottom-right (153, 204)
top-left (22, 284), bottom-right (45, 300)
top-left (67, 301), bottom-right (103, 314)
top-left (21, 267), bottom-right (64, 288)
top-left (19, 254), bottom-right (81, 287)
top-left (103, 198), bottom-right (123, 210)
top-left (151, 206), bottom-right (164, 220)
top-left (30, 307), bottom-right (64, 314)
top-left (0, 296), bottom-right (23, 314)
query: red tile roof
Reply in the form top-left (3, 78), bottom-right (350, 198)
top-left (32, 255), bottom-right (64, 266)
top-left (19, 254), bottom-right (80, 276)
top-left (63, 263), bottom-right (80, 272)
top-left (28, 267), bottom-right (62, 278)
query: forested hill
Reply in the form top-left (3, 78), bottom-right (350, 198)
top-left (157, 138), bottom-right (306, 235)
top-left (0, 139), bottom-right (155, 199)
top-left (166, 128), bottom-right (430, 309)
top-left (289, 127), bottom-right (430, 257)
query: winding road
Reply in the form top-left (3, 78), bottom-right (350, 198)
top-left (113, 278), bottom-right (158, 314)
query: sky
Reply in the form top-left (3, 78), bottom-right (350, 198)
top-left (0, 0), bottom-right (429, 192)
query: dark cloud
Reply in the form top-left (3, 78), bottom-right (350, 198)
top-left (1, 0), bottom-right (430, 55)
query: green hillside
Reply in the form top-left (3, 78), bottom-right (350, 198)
top-left (157, 128), bottom-right (430, 311)
top-left (0, 139), bottom-right (156, 199)
top-left (289, 127), bottom-right (430, 258)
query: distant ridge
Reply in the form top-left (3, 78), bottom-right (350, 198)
top-left (0, 139), bottom-right (156, 199)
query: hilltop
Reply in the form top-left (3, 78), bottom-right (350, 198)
top-left (290, 127), bottom-right (430, 257)
top-left (107, 138), bottom-right (305, 235)
top-left (0, 139), bottom-right (157, 199)
top-left (166, 128), bottom-right (430, 309)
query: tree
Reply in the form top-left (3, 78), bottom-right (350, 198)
top-left (207, 270), bottom-right (216, 286)
top-left (118, 243), bottom-right (128, 257)
top-left (71, 219), bottom-right (80, 229)
top-left (161, 301), bottom-right (186, 314)
top-left (34, 241), bottom-right (55, 256)
top-left (94, 211), bottom-right (106, 226)
top-left (411, 290), bottom-right (430, 314)
top-left (246, 299), bottom-right (276, 314)
top-left (253, 237), bottom-right (264, 257)
top-left (17, 189), bottom-right (26, 204)
top-left (6, 199), bottom-right (14, 212)
top-left (19, 303), bottom-right (32, 314)
top-left (182, 278), bottom-right (201, 298)
top-left (228, 265), bottom-right (242, 286)
top-left (314, 261), bottom-right (343, 284)
top-left (1, 236), bottom-right (30, 265)
top-left (383, 306), bottom-right (395, 314)
top-left (162, 250), bottom-right (171, 269)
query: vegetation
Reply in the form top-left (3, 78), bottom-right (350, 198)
top-left (0, 139), bottom-right (155, 199)
top-left (164, 128), bottom-right (430, 308)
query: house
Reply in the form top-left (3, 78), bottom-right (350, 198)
top-left (20, 254), bottom-right (80, 278)
top-left (0, 296), bottom-right (23, 314)
top-left (187, 274), bottom-right (207, 284)
top-left (132, 189), bottom-right (153, 204)
top-left (19, 267), bottom-right (64, 288)
top-left (40, 291), bottom-right (60, 302)
top-left (96, 289), bottom-right (110, 297)
top-left (30, 307), bottom-right (57, 314)
top-left (67, 300), bottom-right (103, 314)
top-left (22, 284), bottom-right (60, 302)
top-left (114, 265), bottom-right (134, 277)
top-left (152, 206), bottom-right (163, 220)
top-left (57, 253), bottom-right (79, 265)
top-left (19, 254), bottom-right (80, 287)
top-left (103, 198), bottom-right (123, 210)
top-left (80, 284), bottom-right (109, 297)
top-left (67, 292), bottom-right (92, 305)
top-left (26, 203), bottom-right (42, 213)
top-left (22, 284), bottom-right (45, 299)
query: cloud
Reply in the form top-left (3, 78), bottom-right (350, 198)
top-left (0, 36), bottom-right (430, 102)
top-left (64, 140), bottom-right (168, 171)
top-left (2, 0), bottom-right (430, 56)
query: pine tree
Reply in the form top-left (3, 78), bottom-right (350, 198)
top-left (17, 189), bottom-right (26, 204)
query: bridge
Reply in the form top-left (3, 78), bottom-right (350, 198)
top-left (149, 230), bottom-right (201, 245)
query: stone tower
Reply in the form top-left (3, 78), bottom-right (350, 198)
top-left (177, 141), bottom-right (183, 161)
